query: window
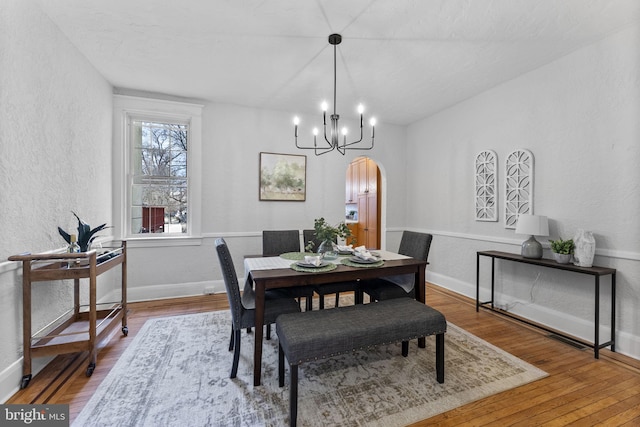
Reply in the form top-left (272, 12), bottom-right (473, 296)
top-left (130, 120), bottom-right (188, 235)
top-left (114, 95), bottom-right (202, 241)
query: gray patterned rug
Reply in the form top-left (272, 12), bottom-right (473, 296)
top-left (73, 310), bottom-right (547, 427)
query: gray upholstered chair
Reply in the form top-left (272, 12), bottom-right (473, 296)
top-left (262, 230), bottom-right (301, 256)
top-left (262, 230), bottom-right (314, 311)
top-left (215, 238), bottom-right (300, 378)
top-left (360, 231), bottom-right (433, 302)
top-left (303, 229), bottom-right (360, 309)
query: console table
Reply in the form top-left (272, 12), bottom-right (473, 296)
top-left (476, 250), bottom-right (616, 358)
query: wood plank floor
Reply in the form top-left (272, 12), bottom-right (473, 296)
top-left (7, 284), bottom-right (640, 426)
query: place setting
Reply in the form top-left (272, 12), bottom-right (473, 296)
top-left (341, 246), bottom-right (384, 268)
top-left (290, 254), bottom-right (337, 272)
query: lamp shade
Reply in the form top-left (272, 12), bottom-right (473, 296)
top-left (515, 214), bottom-right (549, 236)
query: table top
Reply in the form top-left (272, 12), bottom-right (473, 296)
top-left (478, 250), bottom-right (616, 276)
top-left (248, 256), bottom-right (426, 288)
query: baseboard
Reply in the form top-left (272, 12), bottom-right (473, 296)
top-left (0, 356), bottom-right (54, 404)
top-left (103, 280), bottom-right (226, 303)
top-left (427, 271), bottom-right (640, 362)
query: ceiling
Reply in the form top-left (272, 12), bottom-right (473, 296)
top-left (37, 0), bottom-right (640, 126)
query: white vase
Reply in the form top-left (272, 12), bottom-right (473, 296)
top-left (573, 229), bottom-right (595, 267)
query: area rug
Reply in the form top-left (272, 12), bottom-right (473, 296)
top-left (73, 310), bottom-right (547, 427)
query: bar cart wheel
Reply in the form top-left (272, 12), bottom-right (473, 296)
top-left (86, 363), bottom-right (95, 377)
top-left (20, 374), bottom-right (32, 389)
top-left (122, 326), bottom-right (129, 336)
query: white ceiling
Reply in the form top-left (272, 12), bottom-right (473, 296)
top-left (37, 0), bottom-right (640, 126)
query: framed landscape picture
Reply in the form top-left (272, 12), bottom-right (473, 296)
top-left (259, 152), bottom-right (306, 201)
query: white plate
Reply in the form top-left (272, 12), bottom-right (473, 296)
top-left (349, 256), bottom-right (380, 264)
top-left (296, 261), bottom-right (330, 268)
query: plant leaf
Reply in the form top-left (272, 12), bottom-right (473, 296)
top-left (58, 227), bottom-right (71, 244)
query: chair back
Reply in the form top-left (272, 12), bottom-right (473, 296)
top-left (398, 231), bottom-right (433, 261)
top-left (302, 229), bottom-right (323, 252)
top-left (215, 238), bottom-right (243, 329)
top-left (262, 230), bottom-right (300, 256)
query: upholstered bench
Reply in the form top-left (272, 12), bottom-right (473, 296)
top-left (276, 298), bottom-right (446, 427)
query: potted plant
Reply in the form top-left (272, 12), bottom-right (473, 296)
top-left (549, 238), bottom-right (575, 264)
top-left (306, 217), bottom-right (353, 253)
top-left (58, 212), bottom-right (110, 252)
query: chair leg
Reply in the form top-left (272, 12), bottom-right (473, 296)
top-left (266, 324), bottom-right (271, 340)
top-left (319, 295), bottom-right (325, 310)
top-left (402, 341), bottom-right (409, 357)
top-left (354, 289), bottom-right (363, 304)
top-left (229, 327), bottom-right (234, 352)
top-left (278, 344), bottom-right (285, 387)
top-left (231, 329), bottom-right (241, 378)
top-left (436, 333), bottom-right (445, 383)
top-left (305, 296), bottom-right (313, 311)
top-left (290, 364), bottom-right (298, 427)
top-left (334, 292), bottom-right (340, 308)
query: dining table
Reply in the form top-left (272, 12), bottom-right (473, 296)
top-left (244, 250), bottom-right (428, 386)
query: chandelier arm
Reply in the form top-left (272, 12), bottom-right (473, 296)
top-left (295, 137), bottom-right (332, 151)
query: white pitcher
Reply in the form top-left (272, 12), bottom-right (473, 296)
top-left (573, 229), bottom-right (595, 267)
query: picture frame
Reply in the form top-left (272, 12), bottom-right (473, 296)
top-left (259, 152), bottom-right (307, 201)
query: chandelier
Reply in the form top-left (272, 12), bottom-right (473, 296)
top-left (294, 34), bottom-right (376, 156)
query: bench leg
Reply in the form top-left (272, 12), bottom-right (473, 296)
top-left (290, 364), bottom-right (298, 427)
top-left (436, 333), bottom-right (444, 383)
top-left (402, 341), bottom-right (408, 357)
top-left (278, 344), bottom-right (285, 387)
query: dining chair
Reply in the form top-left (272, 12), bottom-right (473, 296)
top-left (359, 231), bottom-right (433, 302)
top-left (262, 230), bottom-right (314, 311)
top-left (215, 238), bottom-right (301, 379)
top-left (303, 229), bottom-right (360, 309)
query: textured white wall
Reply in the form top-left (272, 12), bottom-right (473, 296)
top-left (0, 1), bottom-right (113, 400)
top-left (407, 24), bottom-right (640, 358)
top-left (122, 101), bottom-right (408, 299)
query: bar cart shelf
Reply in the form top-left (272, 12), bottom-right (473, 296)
top-left (9, 241), bottom-right (127, 389)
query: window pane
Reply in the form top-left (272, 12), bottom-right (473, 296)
top-left (130, 119), bottom-right (188, 235)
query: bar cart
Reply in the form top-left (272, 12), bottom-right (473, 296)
top-left (8, 241), bottom-right (127, 389)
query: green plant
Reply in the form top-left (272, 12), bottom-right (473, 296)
top-left (549, 238), bottom-right (575, 255)
top-left (305, 217), bottom-right (354, 251)
top-left (58, 212), bottom-right (110, 252)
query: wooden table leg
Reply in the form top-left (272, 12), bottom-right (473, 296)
top-left (253, 277), bottom-right (265, 386)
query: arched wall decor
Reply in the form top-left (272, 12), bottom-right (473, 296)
top-left (504, 149), bottom-right (534, 229)
top-left (474, 150), bottom-right (498, 221)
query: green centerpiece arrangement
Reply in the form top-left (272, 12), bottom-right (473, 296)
top-left (549, 238), bottom-right (575, 264)
top-left (306, 217), bottom-right (354, 253)
top-left (58, 212), bottom-right (110, 252)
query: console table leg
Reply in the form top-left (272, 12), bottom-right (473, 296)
top-left (594, 275), bottom-right (600, 359)
top-left (611, 273), bottom-right (616, 352)
top-left (476, 253), bottom-right (480, 312)
top-left (490, 257), bottom-right (495, 310)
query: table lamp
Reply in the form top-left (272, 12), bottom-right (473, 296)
top-left (515, 214), bottom-right (549, 259)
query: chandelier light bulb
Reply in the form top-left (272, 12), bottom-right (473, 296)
top-left (312, 128), bottom-right (319, 136)
top-left (341, 127), bottom-right (348, 136)
top-left (321, 101), bottom-right (328, 112)
top-left (293, 116), bottom-right (300, 126)
top-left (357, 104), bottom-right (364, 114)
top-left (370, 118), bottom-right (376, 126)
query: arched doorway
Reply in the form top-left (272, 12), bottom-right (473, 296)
top-left (345, 157), bottom-right (381, 249)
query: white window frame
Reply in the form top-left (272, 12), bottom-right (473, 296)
top-left (113, 95), bottom-right (203, 247)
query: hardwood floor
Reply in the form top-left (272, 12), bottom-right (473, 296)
top-left (8, 284), bottom-right (640, 426)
